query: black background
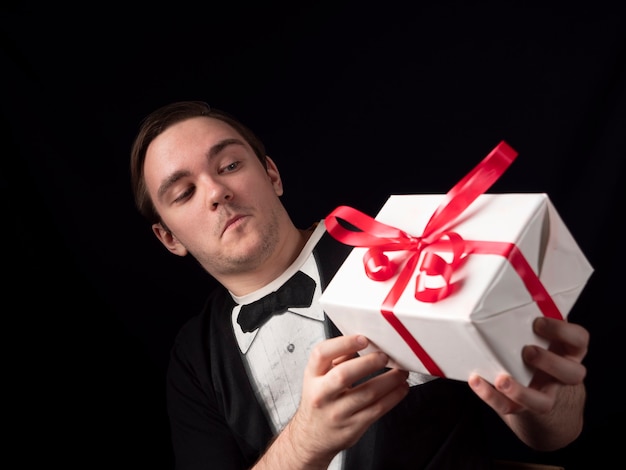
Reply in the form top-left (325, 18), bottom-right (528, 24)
top-left (3, 3), bottom-right (625, 469)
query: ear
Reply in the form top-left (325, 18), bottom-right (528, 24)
top-left (152, 223), bottom-right (189, 257)
top-left (265, 155), bottom-right (283, 196)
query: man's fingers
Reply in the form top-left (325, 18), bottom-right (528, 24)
top-left (325, 351), bottom-right (390, 390)
top-left (533, 317), bottom-right (589, 360)
top-left (307, 335), bottom-right (371, 376)
top-left (348, 368), bottom-right (410, 413)
top-left (522, 345), bottom-right (587, 385)
top-left (469, 374), bottom-right (553, 415)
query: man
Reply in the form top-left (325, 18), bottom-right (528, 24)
top-left (130, 101), bottom-right (589, 469)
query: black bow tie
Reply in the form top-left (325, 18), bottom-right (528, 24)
top-left (237, 271), bottom-right (316, 333)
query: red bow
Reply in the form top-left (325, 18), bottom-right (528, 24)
top-left (324, 141), bottom-right (562, 377)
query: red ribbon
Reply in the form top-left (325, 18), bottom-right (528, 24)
top-left (324, 141), bottom-right (563, 377)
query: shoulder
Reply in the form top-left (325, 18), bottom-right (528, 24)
top-left (170, 287), bottom-right (235, 366)
top-left (313, 228), bottom-right (353, 289)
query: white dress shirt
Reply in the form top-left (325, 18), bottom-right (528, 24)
top-left (231, 221), bottom-right (433, 469)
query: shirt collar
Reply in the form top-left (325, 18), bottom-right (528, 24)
top-left (231, 222), bottom-right (327, 353)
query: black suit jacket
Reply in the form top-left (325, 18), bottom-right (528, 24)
top-left (166, 231), bottom-right (500, 469)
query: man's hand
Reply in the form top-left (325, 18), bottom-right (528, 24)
top-left (469, 316), bottom-right (589, 450)
top-left (255, 334), bottom-right (409, 469)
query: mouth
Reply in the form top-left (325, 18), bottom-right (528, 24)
top-left (223, 214), bottom-right (247, 234)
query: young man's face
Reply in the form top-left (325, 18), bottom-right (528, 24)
top-left (143, 116), bottom-right (286, 278)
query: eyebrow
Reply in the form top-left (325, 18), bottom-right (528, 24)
top-left (156, 137), bottom-right (246, 200)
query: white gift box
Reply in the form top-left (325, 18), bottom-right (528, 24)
top-left (319, 193), bottom-right (593, 385)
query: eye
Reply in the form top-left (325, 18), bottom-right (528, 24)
top-left (219, 160), bottom-right (241, 174)
top-left (173, 186), bottom-right (195, 203)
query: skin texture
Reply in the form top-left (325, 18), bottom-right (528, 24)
top-left (144, 116), bottom-right (299, 295)
top-left (143, 115), bottom-right (589, 467)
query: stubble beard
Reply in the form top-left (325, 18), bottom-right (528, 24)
top-left (212, 206), bottom-right (281, 275)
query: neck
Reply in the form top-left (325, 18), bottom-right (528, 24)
top-left (221, 226), bottom-right (314, 296)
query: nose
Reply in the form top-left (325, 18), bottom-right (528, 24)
top-left (206, 178), bottom-right (233, 209)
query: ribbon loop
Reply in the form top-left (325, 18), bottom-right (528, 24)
top-left (325, 141), bottom-right (519, 303)
top-left (422, 140), bottom-right (518, 242)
